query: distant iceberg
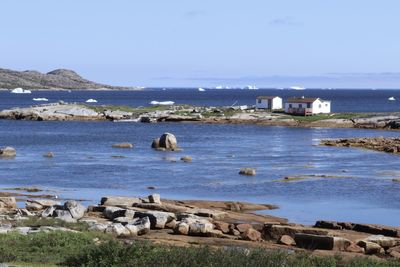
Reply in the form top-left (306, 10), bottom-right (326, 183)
top-left (150, 100), bottom-right (174, 106)
top-left (11, 88), bottom-right (31, 94)
top-left (244, 85), bottom-right (258, 90)
top-left (33, 98), bottom-right (48, 102)
top-left (85, 99), bottom-right (98, 103)
top-left (388, 97), bottom-right (396, 101)
top-left (198, 88), bottom-right (206, 92)
top-left (290, 86), bottom-right (306, 90)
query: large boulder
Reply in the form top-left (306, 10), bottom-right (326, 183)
top-left (357, 240), bottom-right (385, 255)
top-left (135, 210), bottom-right (175, 229)
top-left (64, 200), bottom-right (86, 219)
top-left (126, 216), bottom-right (151, 236)
top-left (0, 147), bottom-right (16, 157)
top-left (294, 233), bottom-right (351, 251)
top-left (103, 206), bottom-right (127, 220)
top-left (363, 235), bottom-right (400, 249)
top-left (0, 197), bottom-right (17, 211)
top-left (239, 168), bottom-right (256, 176)
top-left (241, 228), bottom-right (262, 241)
top-left (158, 133), bottom-right (178, 150)
top-left (263, 224), bottom-right (329, 240)
top-left (100, 196), bottom-right (142, 207)
top-left (148, 194), bottom-right (161, 204)
top-left (54, 210), bottom-right (76, 223)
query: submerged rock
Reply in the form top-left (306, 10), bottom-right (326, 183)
top-left (158, 133), bottom-right (178, 150)
top-left (112, 143), bottom-right (134, 149)
top-left (0, 147), bottom-right (16, 157)
top-left (239, 168), bottom-right (256, 176)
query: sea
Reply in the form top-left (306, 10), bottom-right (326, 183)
top-left (0, 88), bottom-right (400, 226)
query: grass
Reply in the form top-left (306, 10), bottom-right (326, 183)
top-left (0, 231), bottom-right (399, 266)
top-left (12, 217), bottom-right (90, 232)
top-left (287, 113), bottom-right (377, 122)
top-left (86, 104), bottom-right (172, 114)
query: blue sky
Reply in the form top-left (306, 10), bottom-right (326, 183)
top-left (1, 1), bottom-right (399, 88)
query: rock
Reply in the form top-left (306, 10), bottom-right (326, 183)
top-left (106, 223), bottom-right (131, 237)
top-left (193, 208), bottom-right (226, 220)
top-left (0, 197), bottom-right (17, 210)
top-left (43, 152), bottom-right (54, 158)
top-left (165, 219), bottom-right (177, 229)
top-left (54, 210), bottom-right (76, 223)
top-left (205, 229), bottom-right (225, 238)
top-left (314, 220), bottom-right (343, 230)
top-left (26, 202), bottom-right (43, 211)
top-left (135, 210), bottom-right (175, 229)
top-left (295, 234), bottom-right (352, 251)
top-left (14, 227), bottom-right (30, 235)
top-left (41, 206), bottom-right (56, 217)
top-left (113, 217), bottom-right (138, 225)
top-left (239, 168), bottom-right (256, 176)
top-left (18, 208), bottom-right (34, 216)
top-left (278, 235), bottom-right (296, 246)
top-left (236, 223), bottom-right (253, 233)
top-left (389, 250), bottom-right (400, 259)
top-left (352, 223), bottom-right (400, 237)
top-left (124, 209), bottom-right (136, 219)
top-left (148, 194), bottom-right (161, 204)
top-left (129, 216), bottom-right (151, 235)
top-left (89, 223), bottom-right (109, 232)
top-left (64, 200), bottom-right (86, 219)
top-left (180, 156), bottom-right (192, 162)
top-left (103, 206), bottom-right (127, 220)
top-left (214, 221), bottom-right (230, 234)
top-left (387, 245), bottom-right (400, 254)
top-left (28, 199), bottom-right (61, 208)
top-left (100, 196), bottom-right (142, 207)
top-left (174, 222), bottom-right (190, 235)
top-left (158, 133), bottom-right (178, 150)
top-left (189, 221), bottom-right (214, 236)
top-left (151, 138), bottom-right (160, 149)
top-left (263, 224), bottom-right (329, 240)
top-left (346, 243), bottom-right (365, 253)
top-left (357, 240), bottom-right (384, 255)
top-left (241, 228), bottom-right (262, 241)
top-left (0, 147), bottom-right (16, 157)
top-left (363, 235), bottom-right (400, 249)
top-left (112, 143), bottom-right (133, 149)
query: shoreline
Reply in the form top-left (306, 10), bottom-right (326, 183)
top-left (1, 191), bottom-right (400, 261)
top-left (0, 102), bottom-right (399, 131)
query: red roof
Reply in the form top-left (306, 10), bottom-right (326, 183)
top-left (286, 97), bottom-right (320, 103)
top-left (256, 96), bottom-right (280, 100)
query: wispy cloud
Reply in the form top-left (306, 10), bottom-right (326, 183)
top-left (269, 17), bottom-right (300, 26)
top-left (183, 10), bottom-right (206, 20)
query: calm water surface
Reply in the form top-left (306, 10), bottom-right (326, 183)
top-left (1, 119), bottom-right (399, 226)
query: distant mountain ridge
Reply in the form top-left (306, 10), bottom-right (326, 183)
top-left (0, 68), bottom-right (136, 90)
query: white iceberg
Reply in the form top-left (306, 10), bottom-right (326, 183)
top-left (85, 99), bottom-right (98, 103)
top-left (290, 86), bottom-right (306, 90)
top-left (198, 88), bottom-right (206, 92)
top-left (33, 98), bottom-right (48, 101)
top-left (388, 97), bottom-right (396, 101)
top-left (150, 100), bottom-right (174, 106)
top-left (11, 88), bottom-right (31, 94)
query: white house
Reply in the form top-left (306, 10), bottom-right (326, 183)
top-left (256, 96), bottom-right (282, 110)
top-left (284, 97), bottom-right (331, 115)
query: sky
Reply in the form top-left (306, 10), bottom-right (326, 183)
top-left (1, 1), bottom-right (399, 88)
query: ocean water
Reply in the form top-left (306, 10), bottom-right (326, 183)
top-left (0, 89), bottom-right (400, 226)
top-left (1, 88), bottom-right (400, 112)
top-left (1, 118), bottom-right (400, 226)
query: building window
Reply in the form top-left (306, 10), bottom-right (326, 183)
top-left (325, 103), bottom-right (328, 107)
top-left (299, 104), bottom-right (302, 108)
top-left (257, 99), bottom-right (262, 103)
top-left (289, 104), bottom-right (292, 108)
top-left (307, 103), bottom-right (311, 108)
top-left (319, 104), bottom-right (322, 108)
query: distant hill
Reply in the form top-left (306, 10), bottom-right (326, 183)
top-left (0, 68), bottom-right (137, 90)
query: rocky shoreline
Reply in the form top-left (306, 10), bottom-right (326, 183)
top-left (1, 102), bottom-right (400, 130)
top-left (1, 192), bottom-right (400, 260)
top-left (322, 137), bottom-right (400, 154)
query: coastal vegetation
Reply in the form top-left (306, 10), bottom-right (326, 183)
top-left (0, 231), bottom-right (399, 267)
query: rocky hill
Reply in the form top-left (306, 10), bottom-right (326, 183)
top-left (0, 68), bottom-right (137, 90)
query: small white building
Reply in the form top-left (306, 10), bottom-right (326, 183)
top-left (256, 96), bottom-right (282, 110)
top-left (284, 97), bottom-right (331, 115)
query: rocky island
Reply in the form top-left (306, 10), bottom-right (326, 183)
top-left (1, 102), bottom-right (400, 130)
top-left (0, 67), bottom-right (139, 90)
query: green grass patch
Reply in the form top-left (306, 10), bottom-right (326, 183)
top-left (288, 113), bottom-right (377, 122)
top-left (0, 231), bottom-right (399, 266)
top-left (12, 217), bottom-right (90, 232)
